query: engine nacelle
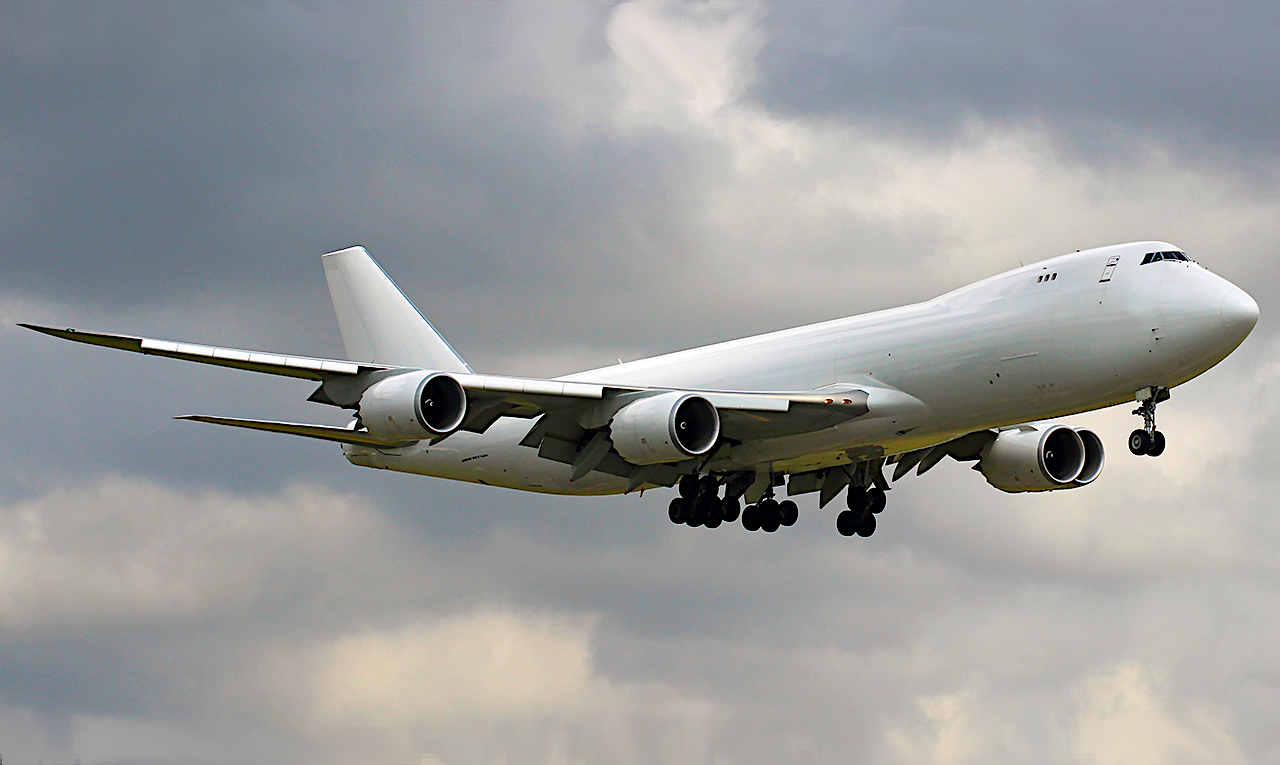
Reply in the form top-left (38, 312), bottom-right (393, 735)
top-left (610, 392), bottom-right (720, 465)
top-left (1070, 427), bottom-right (1105, 487)
top-left (358, 371), bottom-right (467, 440)
top-left (979, 424), bottom-right (1103, 493)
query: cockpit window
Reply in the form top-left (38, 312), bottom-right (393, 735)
top-left (1141, 251), bottom-right (1189, 265)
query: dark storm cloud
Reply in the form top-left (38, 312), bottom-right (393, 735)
top-left (0, 1), bottom-right (720, 320)
top-left (756, 1), bottom-right (1280, 165)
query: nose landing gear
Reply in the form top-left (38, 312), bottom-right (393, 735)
top-left (1129, 386), bottom-right (1169, 457)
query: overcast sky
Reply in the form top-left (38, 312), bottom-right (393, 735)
top-left (2, 2), bottom-right (1279, 764)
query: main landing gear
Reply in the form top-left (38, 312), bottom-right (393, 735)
top-left (667, 474), bottom-right (741, 529)
top-left (667, 473), bottom-right (799, 533)
top-left (836, 485), bottom-right (885, 538)
top-left (1129, 386), bottom-right (1170, 457)
top-left (667, 468), bottom-right (889, 539)
top-left (740, 495), bottom-right (798, 533)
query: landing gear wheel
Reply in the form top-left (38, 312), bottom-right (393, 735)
top-left (856, 512), bottom-right (877, 538)
top-left (679, 474), bottom-right (700, 499)
top-left (704, 510), bottom-right (723, 529)
top-left (866, 488), bottom-right (886, 514)
top-left (742, 504), bottom-right (761, 531)
top-left (699, 475), bottom-right (719, 496)
top-left (668, 498), bottom-right (690, 524)
top-left (759, 500), bottom-right (781, 533)
top-left (846, 487), bottom-right (869, 513)
top-left (1129, 429), bottom-right (1152, 456)
top-left (779, 500), bottom-right (799, 527)
top-left (1148, 430), bottom-right (1166, 457)
top-left (836, 510), bottom-right (858, 537)
top-left (691, 494), bottom-right (718, 525)
top-left (721, 497), bottom-right (741, 524)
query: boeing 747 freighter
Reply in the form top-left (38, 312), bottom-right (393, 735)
top-left (23, 242), bottom-right (1257, 537)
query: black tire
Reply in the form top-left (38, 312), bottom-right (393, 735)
top-left (1149, 430), bottom-right (1166, 457)
top-left (721, 497), bottom-right (741, 523)
top-left (779, 500), bottom-right (799, 527)
top-left (699, 475), bottom-right (719, 497)
top-left (846, 487), bottom-right (869, 513)
top-left (705, 513), bottom-right (723, 529)
top-left (836, 510), bottom-right (858, 537)
top-left (679, 474), bottom-right (701, 499)
top-left (760, 500), bottom-right (781, 532)
top-left (709, 496), bottom-right (726, 524)
top-left (1129, 429), bottom-right (1151, 455)
top-left (742, 504), bottom-right (761, 531)
top-left (691, 494), bottom-right (717, 525)
top-left (867, 488), bottom-right (886, 514)
top-left (856, 512), bottom-right (877, 538)
top-left (668, 498), bottom-right (690, 524)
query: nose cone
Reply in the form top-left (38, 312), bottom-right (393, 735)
top-left (1221, 287), bottom-right (1259, 340)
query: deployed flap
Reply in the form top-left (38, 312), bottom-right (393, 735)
top-left (175, 415), bottom-right (417, 448)
top-left (322, 246), bottom-right (471, 373)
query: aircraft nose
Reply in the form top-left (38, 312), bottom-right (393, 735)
top-left (1221, 286), bottom-right (1259, 340)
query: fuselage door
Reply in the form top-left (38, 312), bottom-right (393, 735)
top-left (1099, 255), bottom-right (1120, 282)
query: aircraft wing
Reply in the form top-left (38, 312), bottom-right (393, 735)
top-left (17, 323), bottom-right (642, 413)
top-left (17, 324), bottom-right (385, 380)
top-left (21, 323), bottom-right (893, 443)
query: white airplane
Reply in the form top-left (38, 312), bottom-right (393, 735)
top-left (23, 241), bottom-right (1257, 537)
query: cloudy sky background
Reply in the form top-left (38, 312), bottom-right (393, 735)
top-left (2, 1), bottom-right (1279, 763)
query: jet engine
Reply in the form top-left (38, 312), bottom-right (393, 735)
top-left (979, 423), bottom-right (1104, 492)
top-left (610, 392), bottom-right (720, 465)
top-left (1071, 427), bottom-right (1105, 487)
top-left (358, 371), bottom-right (467, 440)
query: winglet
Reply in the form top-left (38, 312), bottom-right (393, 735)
top-left (19, 323), bottom-right (139, 349)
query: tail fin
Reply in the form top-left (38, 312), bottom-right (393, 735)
top-left (321, 246), bottom-right (471, 373)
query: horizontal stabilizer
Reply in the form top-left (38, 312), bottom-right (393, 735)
top-left (175, 415), bottom-right (417, 448)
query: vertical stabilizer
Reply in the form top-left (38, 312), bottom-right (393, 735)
top-left (321, 246), bottom-right (471, 372)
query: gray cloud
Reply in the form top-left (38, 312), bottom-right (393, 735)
top-left (3, 1), bottom-right (1280, 764)
top-left (757, 1), bottom-right (1280, 168)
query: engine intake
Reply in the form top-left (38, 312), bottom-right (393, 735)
top-left (359, 371), bottom-right (467, 440)
top-left (979, 424), bottom-right (1092, 493)
top-left (610, 392), bottom-right (720, 465)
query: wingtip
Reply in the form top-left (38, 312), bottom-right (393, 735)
top-left (16, 322), bottom-right (66, 336)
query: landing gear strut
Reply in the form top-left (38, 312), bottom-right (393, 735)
top-left (1129, 386), bottom-right (1169, 457)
